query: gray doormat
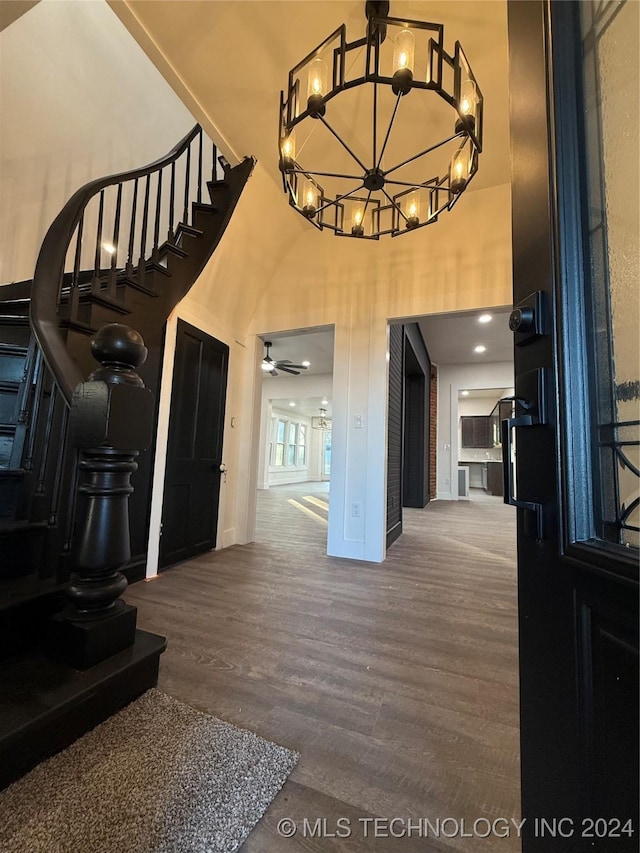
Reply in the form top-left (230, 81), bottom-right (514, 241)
top-left (0, 688), bottom-right (298, 852)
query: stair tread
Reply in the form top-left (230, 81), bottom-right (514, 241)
top-left (175, 222), bottom-right (204, 238)
top-left (119, 275), bottom-right (161, 297)
top-left (158, 241), bottom-right (189, 259)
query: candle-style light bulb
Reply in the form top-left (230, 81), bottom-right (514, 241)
top-left (302, 180), bottom-right (318, 217)
top-left (405, 191), bottom-right (420, 229)
top-left (392, 28), bottom-right (414, 96)
top-left (455, 78), bottom-right (478, 134)
top-left (351, 206), bottom-right (364, 237)
top-left (280, 130), bottom-right (296, 172)
top-left (450, 149), bottom-right (470, 194)
top-left (307, 56), bottom-right (327, 117)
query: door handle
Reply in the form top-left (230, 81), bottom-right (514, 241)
top-left (501, 413), bottom-right (544, 540)
top-left (500, 367), bottom-right (548, 541)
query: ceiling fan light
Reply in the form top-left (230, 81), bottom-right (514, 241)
top-left (261, 361), bottom-right (273, 371)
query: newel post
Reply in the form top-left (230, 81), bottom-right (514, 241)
top-left (48, 323), bottom-right (154, 669)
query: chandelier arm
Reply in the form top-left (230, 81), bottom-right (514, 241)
top-left (315, 183), bottom-right (363, 215)
top-left (375, 91), bottom-right (402, 172)
top-left (290, 169), bottom-right (363, 182)
top-left (373, 82), bottom-right (379, 165)
top-left (381, 187), bottom-right (408, 223)
top-left (385, 178), bottom-right (437, 189)
top-left (384, 132), bottom-right (466, 176)
top-left (319, 116), bottom-right (369, 173)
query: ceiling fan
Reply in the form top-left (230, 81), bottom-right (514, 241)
top-left (261, 341), bottom-right (309, 376)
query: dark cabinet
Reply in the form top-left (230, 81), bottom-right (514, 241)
top-left (486, 461), bottom-right (504, 496)
top-left (490, 400), bottom-right (513, 446)
top-left (461, 416), bottom-right (493, 448)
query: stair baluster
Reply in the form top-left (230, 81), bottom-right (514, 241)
top-left (197, 128), bottom-right (203, 204)
top-left (137, 175), bottom-right (151, 285)
top-left (152, 170), bottom-right (162, 265)
top-left (168, 162), bottom-right (176, 246)
top-left (92, 190), bottom-right (105, 290)
top-left (107, 183), bottom-right (123, 298)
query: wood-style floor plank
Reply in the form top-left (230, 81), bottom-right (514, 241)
top-left (126, 484), bottom-right (520, 851)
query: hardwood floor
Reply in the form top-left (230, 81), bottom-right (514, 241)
top-left (126, 484), bottom-right (520, 852)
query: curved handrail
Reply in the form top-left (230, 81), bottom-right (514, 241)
top-left (31, 124), bottom-right (206, 405)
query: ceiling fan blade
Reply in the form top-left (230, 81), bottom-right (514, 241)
top-left (278, 365), bottom-right (300, 375)
top-left (277, 362), bottom-right (308, 370)
top-left (270, 368), bottom-right (279, 376)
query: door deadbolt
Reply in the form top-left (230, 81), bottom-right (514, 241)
top-left (510, 290), bottom-right (548, 345)
top-left (509, 306), bottom-right (535, 333)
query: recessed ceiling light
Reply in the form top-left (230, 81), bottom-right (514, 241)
top-left (478, 313), bottom-right (492, 323)
top-left (302, 360), bottom-right (311, 367)
top-left (474, 345), bottom-right (486, 354)
top-left (321, 398), bottom-right (328, 405)
top-left (461, 390), bottom-right (470, 396)
top-left (289, 401), bottom-right (296, 407)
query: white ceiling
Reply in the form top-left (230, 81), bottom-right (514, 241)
top-left (261, 308), bottom-right (513, 416)
top-left (259, 328), bottom-right (334, 376)
top-left (419, 306), bottom-right (513, 364)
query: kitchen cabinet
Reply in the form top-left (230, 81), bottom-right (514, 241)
top-left (489, 400), bottom-right (514, 447)
top-left (487, 461), bottom-right (504, 496)
top-left (460, 416), bottom-right (493, 448)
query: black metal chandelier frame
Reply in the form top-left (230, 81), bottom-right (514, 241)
top-left (278, 2), bottom-right (483, 239)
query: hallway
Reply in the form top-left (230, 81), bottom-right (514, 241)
top-left (126, 487), bottom-right (520, 851)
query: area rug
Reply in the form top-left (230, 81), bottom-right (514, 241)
top-left (0, 689), bottom-right (298, 853)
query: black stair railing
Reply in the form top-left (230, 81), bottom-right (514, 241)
top-left (30, 124), bottom-right (219, 405)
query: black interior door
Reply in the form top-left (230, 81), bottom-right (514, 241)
top-left (160, 320), bottom-right (228, 569)
top-left (509, 2), bottom-right (638, 849)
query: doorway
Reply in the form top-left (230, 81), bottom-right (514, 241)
top-left (255, 327), bottom-right (334, 547)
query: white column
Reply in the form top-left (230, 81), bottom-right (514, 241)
top-left (327, 308), bottom-right (387, 563)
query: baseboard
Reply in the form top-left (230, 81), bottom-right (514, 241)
top-left (219, 528), bottom-right (236, 549)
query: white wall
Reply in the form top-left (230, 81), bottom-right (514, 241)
top-left (436, 362), bottom-right (514, 500)
top-left (258, 372), bottom-right (333, 488)
top-left (0, 0), bottom-right (195, 283)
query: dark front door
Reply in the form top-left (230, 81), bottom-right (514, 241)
top-left (509, 2), bottom-right (638, 849)
top-left (160, 320), bottom-right (228, 569)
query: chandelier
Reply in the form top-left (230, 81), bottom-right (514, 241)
top-left (278, 1), bottom-right (483, 239)
top-left (312, 407), bottom-right (332, 429)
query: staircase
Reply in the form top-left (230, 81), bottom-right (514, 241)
top-left (0, 125), bottom-right (254, 787)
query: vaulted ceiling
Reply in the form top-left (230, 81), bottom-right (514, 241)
top-left (111, 0), bottom-right (511, 234)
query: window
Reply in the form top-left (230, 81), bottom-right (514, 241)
top-left (298, 424), bottom-right (307, 466)
top-left (275, 419), bottom-right (285, 466)
top-left (579, 0), bottom-right (639, 549)
top-left (270, 416), bottom-right (310, 469)
top-left (287, 422), bottom-right (297, 465)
